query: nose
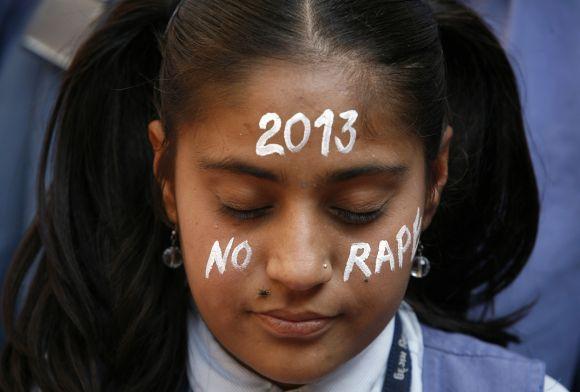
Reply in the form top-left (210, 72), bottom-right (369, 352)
top-left (266, 205), bottom-right (333, 291)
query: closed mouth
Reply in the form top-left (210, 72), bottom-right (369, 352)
top-left (253, 311), bottom-right (338, 338)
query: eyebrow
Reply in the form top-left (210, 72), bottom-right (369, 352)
top-left (326, 164), bottom-right (408, 183)
top-left (199, 159), bottom-right (280, 182)
top-left (198, 158), bottom-right (408, 184)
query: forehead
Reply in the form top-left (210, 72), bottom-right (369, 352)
top-left (202, 60), bottom-right (395, 126)
top-left (180, 60), bottom-right (421, 178)
top-left (242, 60), bottom-right (363, 115)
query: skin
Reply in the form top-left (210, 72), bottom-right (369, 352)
top-left (148, 60), bottom-right (452, 389)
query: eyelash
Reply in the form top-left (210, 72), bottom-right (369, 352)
top-left (220, 205), bottom-right (272, 221)
top-left (220, 202), bottom-right (389, 225)
top-left (328, 207), bottom-right (385, 225)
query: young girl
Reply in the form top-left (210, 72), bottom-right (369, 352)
top-left (0, 0), bottom-right (568, 390)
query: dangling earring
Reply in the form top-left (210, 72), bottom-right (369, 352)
top-left (162, 226), bottom-right (183, 268)
top-left (411, 242), bottom-right (430, 278)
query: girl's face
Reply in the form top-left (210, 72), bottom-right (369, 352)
top-left (150, 61), bottom-right (450, 386)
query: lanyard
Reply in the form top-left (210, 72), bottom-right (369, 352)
top-left (382, 312), bottom-right (412, 392)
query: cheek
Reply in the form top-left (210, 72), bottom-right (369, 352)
top-left (170, 174), bottom-right (234, 318)
top-left (339, 210), bottom-right (419, 308)
top-left (177, 212), bottom-right (249, 318)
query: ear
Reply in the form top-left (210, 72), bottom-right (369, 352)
top-left (148, 120), bottom-right (178, 224)
top-left (421, 125), bottom-right (453, 230)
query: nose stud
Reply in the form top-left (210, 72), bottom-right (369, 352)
top-left (323, 263), bottom-right (329, 269)
top-left (258, 288), bottom-right (271, 297)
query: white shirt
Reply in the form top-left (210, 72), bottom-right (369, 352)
top-left (186, 301), bottom-right (567, 392)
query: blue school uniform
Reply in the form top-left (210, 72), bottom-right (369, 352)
top-left (185, 301), bottom-right (567, 391)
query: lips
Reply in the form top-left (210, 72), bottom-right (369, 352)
top-left (254, 309), bottom-right (338, 338)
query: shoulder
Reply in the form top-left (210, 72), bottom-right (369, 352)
top-left (420, 322), bottom-right (537, 361)
top-left (397, 303), bottom-right (568, 391)
top-left (419, 323), bottom-right (548, 392)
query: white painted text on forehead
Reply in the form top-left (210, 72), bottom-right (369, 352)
top-left (256, 109), bottom-right (358, 157)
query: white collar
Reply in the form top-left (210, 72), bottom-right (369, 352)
top-left (186, 301), bottom-right (423, 392)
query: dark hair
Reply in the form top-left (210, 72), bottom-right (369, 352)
top-left (1, 0), bottom-right (539, 390)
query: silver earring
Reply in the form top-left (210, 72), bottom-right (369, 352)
top-left (411, 242), bottom-right (430, 278)
top-left (162, 227), bottom-right (183, 268)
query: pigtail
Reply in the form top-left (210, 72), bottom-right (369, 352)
top-left (0, 1), bottom-right (189, 391)
top-left (408, 0), bottom-right (540, 345)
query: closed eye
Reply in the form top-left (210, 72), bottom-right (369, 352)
top-left (220, 205), bottom-right (272, 220)
top-left (219, 200), bottom-right (390, 224)
top-left (329, 208), bottom-right (384, 224)
top-left (329, 199), bottom-right (390, 225)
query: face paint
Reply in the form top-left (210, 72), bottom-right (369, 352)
top-left (256, 113), bottom-right (284, 156)
top-left (375, 239), bottom-right (396, 273)
top-left (343, 242), bottom-right (373, 281)
top-left (314, 108), bottom-right (334, 156)
top-left (395, 225), bottom-right (411, 269)
top-left (412, 206), bottom-right (422, 258)
top-left (335, 109), bottom-right (358, 154)
top-left (205, 237), bottom-right (253, 278)
top-left (204, 209), bottom-right (421, 281)
top-left (231, 240), bottom-right (253, 270)
top-left (343, 208), bottom-right (423, 281)
top-left (284, 113), bottom-right (311, 153)
top-left (255, 109), bottom-right (358, 156)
